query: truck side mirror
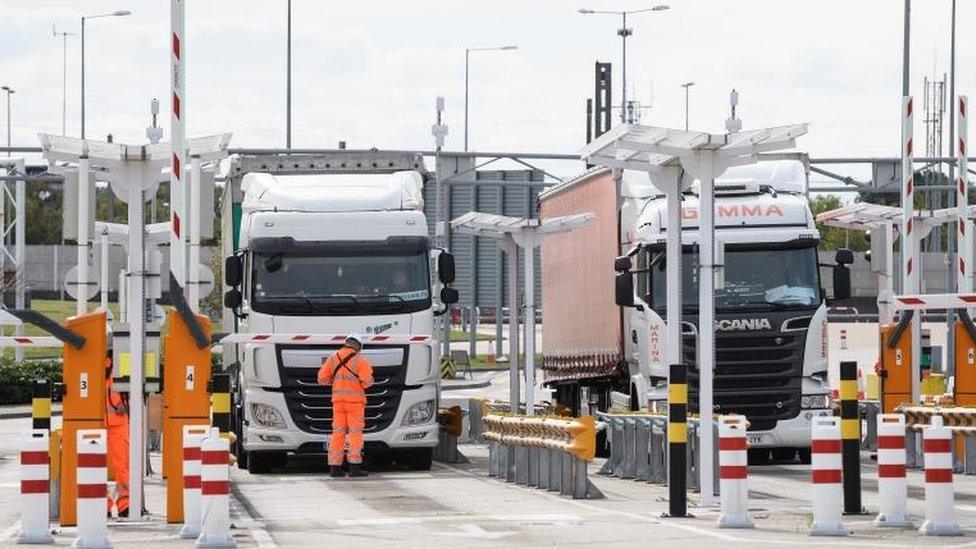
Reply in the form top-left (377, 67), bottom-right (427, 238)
top-left (224, 288), bottom-right (242, 310)
top-left (225, 256), bottom-right (243, 287)
top-left (438, 252), bottom-right (456, 284)
top-left (832, 265), bottom-right (851, 301)
top-left (614, 256), bottom-right (632, 272)
top-left (835, 248), bottom-right (854, 265)
top-left (615, 272), bottom-right (635, 307)
top-left (440, 287), bottom-right (459, 305)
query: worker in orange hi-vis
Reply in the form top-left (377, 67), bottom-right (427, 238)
top-left (105, 346), bottom-right (130, 518)
top-left (318, 334), bottom-right (374, 478)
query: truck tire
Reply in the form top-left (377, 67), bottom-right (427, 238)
top-left (247, 451), bottom-right (284, 474)
top-left (397, 448), bottom-right (433, 471)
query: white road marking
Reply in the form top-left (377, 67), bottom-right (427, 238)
top-left (437, 523), bottom-right (515, 540)
top-left (231, 494), bottom-right (277, 548)
top-left (434, 462), bottom-right (976, 548)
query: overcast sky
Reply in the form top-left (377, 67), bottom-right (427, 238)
top-left (1, 1), bottom-right (973, 181)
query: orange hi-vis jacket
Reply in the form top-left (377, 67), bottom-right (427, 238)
top-left (317, 347), bottom-right (374, 403)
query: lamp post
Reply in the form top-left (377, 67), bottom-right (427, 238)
top-left (579, 4), bottom-right (669, 124)
top-left (286, 0), bottom-right (292, 148)
top-left (53, 26), bottom-right (75, 137)
top-left (81, 10), bottom-right (131, 139)
top-left (681, 81), bottom-right (694, 130)
top-left (464, 45), bottom-right (517, 151)
top-left (1, 86), bottom-right (13, 157)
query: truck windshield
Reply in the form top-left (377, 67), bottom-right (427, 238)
top-left (251, 251), bottom-right (431, 316)
top-left (642, 243), bottom-right (822, 313)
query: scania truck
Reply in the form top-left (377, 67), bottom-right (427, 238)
top-left (221, 161), bottom-right (457, 473)
top-left (540, 160), bottom-right (850, 462)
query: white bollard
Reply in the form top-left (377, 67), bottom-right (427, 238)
top-left (809, 417), bottom-right (846, 536)
top-left (17, 429), bottom-right (53, 544)
top-left (919, 416), bottom-right (962, 536)
top-left (840, 329), bottom-right (848, 350)
top-left (874, 414), bottom-right (910, 527)
top-left (197, 428), bottom-right (235, 547)
top-left (717, 415), bottom-right (753, 528)
top-left (180, 425), bottom-right (210, 539)
top-left (74, 429), bottom-right (111, 548)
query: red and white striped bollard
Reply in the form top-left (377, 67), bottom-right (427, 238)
top-left (717, 415), bottom-right (752, 528)
top-left (919, 415), bottom-right (962, 536)
top-left (197, 428), bottom-right (234, 547)
top-left (180, 425), bottom-right (210, 539)
top-left (75, 429), bottom-right (110, 548)
top-left (810, 417), bottom-right (845, 536)
top-left (17, 429), bottom-right (53, 544)
top-left (874, 414), bottom-right (909, 527)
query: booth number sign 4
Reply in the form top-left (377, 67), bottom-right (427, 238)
top-left (186, 366), bottom-right (195, 391)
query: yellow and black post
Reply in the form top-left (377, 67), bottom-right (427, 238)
top-left (840, 360), bottom-right (862, 514)
top-left (32, 379), bottom-right (52, 431)
top-left (667, 362), bottom-right (687, 517)
top-left (211, 373), bottom-right (231, 437)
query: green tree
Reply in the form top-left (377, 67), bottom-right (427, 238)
top-left (810, 194), bottom-right (869, 252)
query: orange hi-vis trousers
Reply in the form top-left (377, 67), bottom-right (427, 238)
top-left (106, 420), bottom-right (130, 514)
top-left (329, 401), bottom-right (365, 466)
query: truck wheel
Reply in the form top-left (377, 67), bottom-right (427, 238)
top-left (797, 448), bottom-right (812, 465)
top-left (247, 451), bottom-right (284, 474)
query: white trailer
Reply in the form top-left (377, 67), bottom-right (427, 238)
top-left (222, 169), bottom-right (458, 472)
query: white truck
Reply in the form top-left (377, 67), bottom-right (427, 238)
top-left (222, 168), bottom-right (458, 472)
top-left (541, 160), bottom-right (850, 462)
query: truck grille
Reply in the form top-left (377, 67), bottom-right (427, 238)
top-left (274, 345), bottom-right (408, 435)
top-left (682, 330), bottom-right (803, 426)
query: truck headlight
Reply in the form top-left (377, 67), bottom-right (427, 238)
top-left (251, 403), bottom-right (287, 429)
top-left (401, 400), bottom-right (435, 426)
top-left (801, 394), bottom-right (830, 409)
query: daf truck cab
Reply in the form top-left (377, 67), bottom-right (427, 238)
top-left (619, 160), bottom-right (848, 461)
top-left (222, 171), bottom-right (457, 472)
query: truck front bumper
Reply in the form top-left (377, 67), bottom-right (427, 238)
top-left (745, 408), bottom-right (833, 449)
top-left (242, 384), bottom-right (440, 453)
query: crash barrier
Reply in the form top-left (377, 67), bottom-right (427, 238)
top-left (433, 406), bottom-right (468, 464)
top-left (839, 361), bottom-right (863, 514)
top-left (75, 429), bottom-right (110, 549)
top-left (874, 414), bottom-right (910, 527)
top-left (467, 399), bottom-right (561, 443)
top-left (919, 416), bottom-right (962, 536)
top-left (717, 415), bottom-right (752, 528)
top-left (595, 412), bottom-right (719, 495)
top-left (810, 417), bottom-right (846, 537)
top-left (897, 405), bottom-right (976, 473)
top-left (179, 425), bottom-right (210, 539)
top-left (18, 429), bottom-right (53, 544)
top-left (197, 428), bottom-right (234, 548)
top-left (483, 413), bottom-right (602, 499)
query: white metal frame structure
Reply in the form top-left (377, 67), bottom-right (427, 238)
top-left (39, 132), bottom-right (229, 521)
top-left (450, 211), bottom-right (594, 414)
top-left (0, 159), bottom-right (26, 360)
top-left (582, 122), bottom-right (808, 507)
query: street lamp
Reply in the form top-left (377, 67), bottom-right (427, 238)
top-left (464, 45), bottom-right (517, 151)
top-left (81, 10), bottom-right (131, 139)
top-left (579, 4), bottom-right (670, 123)
top-left (1, 86), bottom-right (13, 157)
top-left (681, 81), bottom-right (695, 130)
top-left (53, 26), bottom-right (76, 137)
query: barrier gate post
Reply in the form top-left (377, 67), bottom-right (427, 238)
top-left (666, 363), bottom-right (687, 518)
top-left (163, 309), bottom-right (212, 523)
top-left (839, 361), bottom-right (863, 514)
top-left (60, 311), bottom-right (107, 526)
top-left (880, 322), bottom-right (912, 414)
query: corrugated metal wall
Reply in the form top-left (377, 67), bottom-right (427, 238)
top-left (423, 168), bottom-right (548, 310)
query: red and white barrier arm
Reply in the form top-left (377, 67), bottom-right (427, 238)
top-left (0, 336), bottom-right (63, 347)
top-left (218, 333), bottom-right (433, 346)
top-left (892, 294), bottom-right (976, 311)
